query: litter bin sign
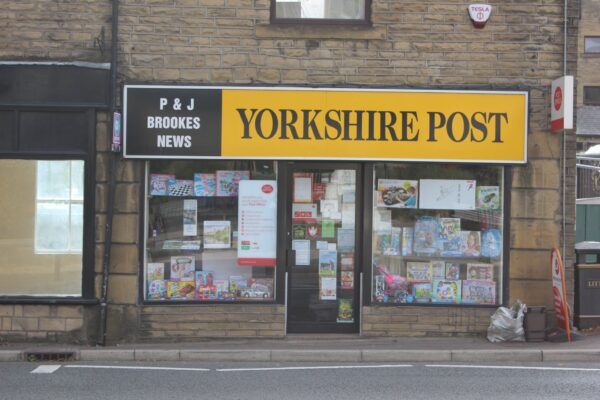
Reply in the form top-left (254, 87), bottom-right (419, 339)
top-left (575, 242), bottom-right (600, 329)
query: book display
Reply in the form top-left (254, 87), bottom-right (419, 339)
top-left (371, 164), bottom-right (503, 306)
top-left (144, 161), bottom-right (276, 302)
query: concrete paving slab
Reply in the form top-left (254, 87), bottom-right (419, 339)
top-left (180, 350), bottom-right (270, 362)
top-left (80, 349), bottom-right (135, 361)
top-left (0, 351), bottom-right (22, 362)
top-left (451, 349), bottom-right (543, 362)
top-left (362, 350), bottom-right (452, 362)
top-left (542, 350), bottom-right (600, 362)
top-left (271, 350), bottom-right (361, 362)
top-left (134, 349), bottom-right (180, 361)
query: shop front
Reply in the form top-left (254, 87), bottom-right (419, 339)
top-left (124, 85), bottom-right (527, 336)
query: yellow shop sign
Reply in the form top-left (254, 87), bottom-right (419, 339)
top-left (124, 86), bottom-right (528, 163)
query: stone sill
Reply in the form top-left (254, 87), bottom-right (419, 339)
top-left (256, 24), bottom-right (386, 40)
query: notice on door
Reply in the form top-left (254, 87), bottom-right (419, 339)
top-left (237, 180), bottom-right (277, 266)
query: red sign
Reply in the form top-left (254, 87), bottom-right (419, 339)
top-left (550, 76), bottom-right (573, 132)
top-left (551, 247), bottom-right (572, 342)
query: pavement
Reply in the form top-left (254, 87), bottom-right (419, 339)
top-left (2, 330), bottom-right (600, 363)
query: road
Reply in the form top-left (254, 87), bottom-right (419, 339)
top-left (3, 361), bottom-right (600, 400)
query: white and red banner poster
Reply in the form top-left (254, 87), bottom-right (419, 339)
top-left (550, 76), bottom-right (574, 132)
top-left (551, 247), bottom-right (572, 341)
top-left (237, 180), bottom-right (277, 266)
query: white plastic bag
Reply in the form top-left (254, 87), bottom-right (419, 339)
top-left (487, 300), bottom-right (526, 342)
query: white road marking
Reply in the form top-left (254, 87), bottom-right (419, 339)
top-left (217, 364), bottom-right (413, 372)
top-left (426, 364), bottom-right (600, 372)
top-left (64, 365), bottom-right (210, 372)
top-left (31, 365), bottom-right (61, 374)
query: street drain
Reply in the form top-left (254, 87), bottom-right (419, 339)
top-left (25, 351), bottom-right (76, 362)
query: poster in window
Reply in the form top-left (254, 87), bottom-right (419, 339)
top-left (419, 179), bottom-right (476, 210)
top-left (292, 203), bottom-right (318, 222)
top-left (476, 186), bottom-right (500, 210)
top-left (170, 256), bottom-right (195, 281)
top-left (320, 277), bottom-right (337, 300)
top-left (203, 221), bottom-right (231, 249)
top-left (337, 228), bottom-right (355, 251)
top-left (183, 199), bottom-right (197, 236)
top-left (150, 174), bottom-right (174, 196)
top-left (292, 239), bottom-right (310, 266)
top-left (337, 298), bottom-right (354, 323)
top-left (318, 250), bottom-right (337, 276)
top-left (293, 172), bottom-right (313, 203)
top-left (376, 179), bottom-right (418, 208)
top-left (193, 173), bottom-right (216, 196)
top-left (237, 180), bottom-right (277, 266)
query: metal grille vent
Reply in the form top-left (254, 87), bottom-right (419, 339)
top-left (25, 351), bottom-right (75, 362)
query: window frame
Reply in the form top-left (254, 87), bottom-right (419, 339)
top-left (584, 36), bottom-right (600, 54)
top-left (361, 163), bottom-right (511, 308)
top-left (584, 86), bottom-right (600, 106)
top-left (270, 0), bottom-right (372, 26)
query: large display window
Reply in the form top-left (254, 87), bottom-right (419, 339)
top-left (144, 160), bottom-right (277, 302)
top-left (371, 164), bottom-right (504, 306)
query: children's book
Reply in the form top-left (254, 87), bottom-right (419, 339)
top-left (462, 280), bottom-right (496, 304)
top-left (406, 262), bottom-right (432, 281)
top-left (413, 216), bottom-right (440, 256)
top-left (481, 229), bottom-right (501, 258)
top-left (460, 231), bottom-right (481, 257)
top-left (466, 263), bottom-right (494, 281)
top-left (476, 186), bottom-right (500, 210)
top-left (341, 271), bottom-right (354, 290)
top-left (401, 227), bottom-right (414, 256)
top-left (411, 282), bottom-right (432, 303)
top-left (167, 281), bottom-right (195, 300)
top-left (445, 262), bottom-right (461, 280)
top-left (337, 298), bottom-right (354, 323)
top-left (193, 173), bottom-right (216, 196)
top-left (147, 263), bottom-right (164, 281)
top-left (376, 179), bottom-right (418, 208)
top-left (439, 218), bottom-right (462, 256)
top-left (150, 174), bottom-right (174, 196)
top-left (216, 170), bottom-right (250, 197)
top-left (431, 279), bottom-right (462, 304)
top-left (147, 280), bottom-right (167, 300)
top-left (170, 256), bottom-right (195, 281)
top-left (431, 261), bottom-right (446, 278)
top-left (167, 178), bottom-right (193, 197)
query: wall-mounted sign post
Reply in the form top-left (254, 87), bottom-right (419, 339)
top-left (551, 76), bottom-right (574, 132)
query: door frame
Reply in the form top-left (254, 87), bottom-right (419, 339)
top-left (279, 161), bottom-right (363, 334)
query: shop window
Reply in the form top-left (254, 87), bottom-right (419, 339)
top-left (584, 86), bottom-right (600, 106)
top-left (584, 37), bottom-right (600, 53)
top-left (0, 159), bottom-right (84, 296)
top-left (371, 164), bottom-right (504, 306)
top-left (144, 160), bottom-right (277, 302)
top-left (273, 0), bottom-right (368, 22)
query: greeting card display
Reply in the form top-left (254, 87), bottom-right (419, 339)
top-left (376, 179), bottom-right (418, 208)
top-left (460, 231), bottom-right (481, 257)
top-left (216, 170), bottom-right (250, 197)
top-left (432, 279), bottom-right (461, 304)
top-left (466, 263), bottom-right (494, 280)
top-left (167, 178), bottom-right (194, 197)
top-left (414, 216), bottom-right (440, 256)
top-left (147, 280), bottom-right (167, 300)
top-left (476, 186), bottom-right (500, 210)
top-left (150, 174), bottom-right (174, 196)
top-left (406, 262), bottom-right (432, 281)
top-left (193, 173), bottom-right (216, 196)
top-left (481, 229), bottom-right (501, 258)
top-left (462, 280), bottom-right (496, 304)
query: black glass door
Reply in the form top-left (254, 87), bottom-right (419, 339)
top-left (286, 162), bottom-right (361, 333)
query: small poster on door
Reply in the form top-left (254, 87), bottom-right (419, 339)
top-left (182, 199), bottom-right (197, 237)
top-left (320, 277), bottom-right (337, 300)
top-left (293, 173), bottom-right (313, 203)
top-left (292, 239), bottom-right (311, 266)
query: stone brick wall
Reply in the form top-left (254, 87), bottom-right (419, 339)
top-left (0, 305), bottom-right (90, 343)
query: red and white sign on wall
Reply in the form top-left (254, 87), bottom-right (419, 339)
top-left (550, 76), bottom-right (574, 132)
top-left (551, 247), bottom-right (572, 342)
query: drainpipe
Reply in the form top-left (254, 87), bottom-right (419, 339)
top-left (562, 0), bottom-right (567, 265)
top-left (97, 0), bottom-right (119, 347)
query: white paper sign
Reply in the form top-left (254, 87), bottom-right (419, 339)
top-left (237, 180), bottom-right (277, 266)
top-left (292, 239), bottom-right (311, 266)
top-left (419, 179), bottom-right (476, 210)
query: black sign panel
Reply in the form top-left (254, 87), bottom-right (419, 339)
top-left (124, 86), bottom-right (222, 158)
